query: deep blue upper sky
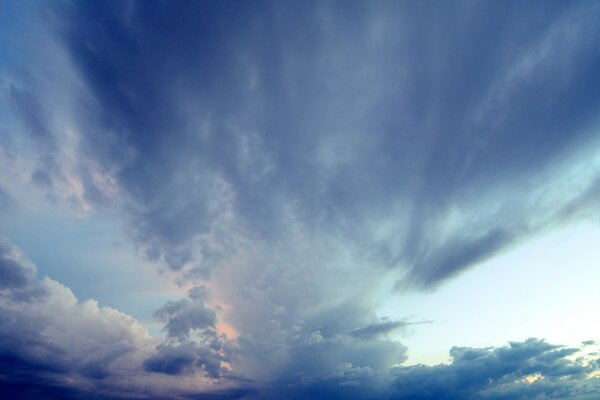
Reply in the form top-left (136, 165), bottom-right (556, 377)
top-left (0, 1), bottom-right (599, 399)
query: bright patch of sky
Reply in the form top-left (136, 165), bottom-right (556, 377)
top-left (385, 219), bottom-right (600, 365)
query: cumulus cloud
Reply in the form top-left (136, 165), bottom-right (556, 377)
top-left (0, 235), bottom-right (36, 289)
top-left (0, 236), bottom-right (152, 395)
top-left (254, 338), bottom-right (600, 400)
top-left (386, 339), bottom-right (600, 400)
top-left (145, 285), bottom-right (235, 380)
top-left (154, 286), bottom-right (216, 341)
top-left (0, 236), bottom-right (240, 398)
top-left (144, 341), bottom-right (224, 379)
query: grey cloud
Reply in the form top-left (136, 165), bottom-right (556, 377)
top-left (0, 235), bottom-right (36, 289)
top-left (147, 285), bottom-right (233, 380)
top-left (349, 319), bottom-right (414, 340)
top-left (386, 338), bottom-right (599, 400)
top-left (29, 0), bottom-right (600, 289)
top-left (186, 388), bottom-right (259, 400)
top-left (230, 295), bottom-right (410, 395)
top-left (0, 236), bottom-right (186, 399)
top-left (262, 338), bottom-right (600, 400)
top-left (0, 277), bottom-right (150, 381)
top-left (154, 286), bottom-right (216, 341)
top-left (144, 341), bottom-right (224, 379)
top-left (143, 342), bottom-right (198, 375)
top-left (253, 325), bottom-right (409, 399)
top-left (400, 228), bottom-right (515, 290)
top-left (4, 1), bottom-right (600, 398)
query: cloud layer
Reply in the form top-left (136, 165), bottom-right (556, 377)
top-left (6, 0), bottom-right (600, 283)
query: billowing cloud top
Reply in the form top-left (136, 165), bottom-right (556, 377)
top-left (1, 0), bottom-right (600, 399)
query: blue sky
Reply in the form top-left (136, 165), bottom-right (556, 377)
top-left (1, 1), bottom-right (599, 399)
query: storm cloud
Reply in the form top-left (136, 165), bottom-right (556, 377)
top-left (5, 0), bottom-right (599, 285)
top-left (1, 0), bottom-right (600, 398)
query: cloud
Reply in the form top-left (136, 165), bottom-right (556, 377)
top-left (0, 235), bottom-right (36, 289)
top-left (259, 338), bottom-right (600, 400)
top-left (349, 319), bottom-right (419, 340)
top-left (3, 1), bottom-right (600, 398)
top-left (0, 236), bottom-right (241, 398)
top-left (11, 0), bottom-right (597, 288)
top-left (0, 238), bottom-right (153, 395)
top-left (0, 236), bottom-right (599, 399)
top-left (386, 338), bottom-right (600, 400)
top-left (145, 285), bottom-right (234, 380)
top-left (399, 228), bottom-right (514, 289)
top-left (154, 287), bottom-right (216, 341)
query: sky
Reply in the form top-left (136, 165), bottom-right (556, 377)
top-left (1, 1), bottom-right (600, 399)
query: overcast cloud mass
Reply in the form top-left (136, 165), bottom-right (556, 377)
top-left (1, 1), bottom-right (600, 399)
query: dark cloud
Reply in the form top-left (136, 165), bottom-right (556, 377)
top-left (143, 342), bottom-right (199, 376)
top-left (30, 0), bottom-right (599, 287)
top-left (0, 379), bottom-right (124, 400)
top-left (386, 338), bottom-right (599, 400)
top-left (144, 341), bottom-right (225, 379)
top-left (0, 235), bottom-right (47, 306)
top-left (399, 228), bottom-right (515, 289)
top-left (0, 235), bottom-right (36, 289)
top-left (146, 285), bottom-right (232, 380)
top-left (154, 286), bottom-right (217, 341)
top-left (186, 388), bottom-right (259, 400)
top-left (262, 338), bottom-right (600, 400)
top-left (0, 236), bottom-right (192, 399)
top-left (349, 319), bottom-right (414, 340)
